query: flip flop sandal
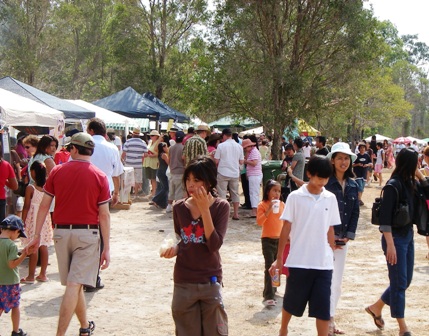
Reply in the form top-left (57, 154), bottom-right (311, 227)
top-left (79, 321), bottom-right (95, 336)
top-left (365, 306), bottom-right (384, 330)
top-left (36, 276), bottom-right (49, 282)
top-left (20, 277), bottom-right (35, 284)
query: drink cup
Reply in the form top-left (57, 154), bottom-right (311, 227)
top-left (272, 199), bottom-right (280, 214)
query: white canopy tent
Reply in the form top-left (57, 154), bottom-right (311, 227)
top-left (364, 134), bottom-right (392, 142)
top-left (0, 88), bottom-right (64, 128)
top-left (239, 126), bottom-right (264, 137)
top-left (406, 136), bottom-right (426, 145)
top-left (68, 99), bottom-right (140, 133)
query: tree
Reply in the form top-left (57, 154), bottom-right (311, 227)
top-left (203, 0), bottom-right (383, 158)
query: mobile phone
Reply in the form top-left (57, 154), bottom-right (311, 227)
top-left (335, 240), bottom-right (346, 246)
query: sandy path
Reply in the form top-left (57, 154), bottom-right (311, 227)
top-left (1, 171), bottom-right (428, 335)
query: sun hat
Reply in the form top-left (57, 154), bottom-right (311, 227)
top-left (149, 130), bottom-right (160, 137)
top-left (196, 124), bottom-right (210, 132)
top-left (0, 215), bottom-right (27, 238)
top-left (242, 138), bottom-right (256, 149)
top-left (326, 142), bottom-right (357, 162)
top-left (65, 132), bottom-right (95, 149)
top-left (132, 127), bottom-right (142, 135)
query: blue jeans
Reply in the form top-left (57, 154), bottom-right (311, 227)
top-left (152, 172), bottom-right (169, 208)
top-left (380, 228), bottom-right (414, 318)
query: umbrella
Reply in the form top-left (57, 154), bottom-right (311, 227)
top-left (405, 136), bottom-right (426, 145)
top-left (364, 134), bottom-right (392, 142)
top-left (393, 137), bottom-right (411, 144)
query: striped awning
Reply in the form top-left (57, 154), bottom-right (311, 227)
top-left (106, 118), bottom-right (150, 132)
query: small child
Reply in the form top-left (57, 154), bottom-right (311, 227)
top-left (20, 161), bottom-right (53, 283)
top-left (0, 215), bottom-right (33, 336)
top-left (270, 155), bottom-right (341, 336)
top-left (161, 155), bottom-right (229, 336)
top-left (256, 180), bottom-right (285, 307)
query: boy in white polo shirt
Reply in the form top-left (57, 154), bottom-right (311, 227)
top-left (270, 155), bottom-right (341, 336)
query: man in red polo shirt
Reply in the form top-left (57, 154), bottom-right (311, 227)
top-left (26, 132), bottom-right (111, 336)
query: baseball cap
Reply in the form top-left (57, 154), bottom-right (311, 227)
top-left (0, 215), bottom-right (27, 238)
top-left (65, 132), bottom-right (95, 149)
top-left (175, 131), bottom-right (185, 141)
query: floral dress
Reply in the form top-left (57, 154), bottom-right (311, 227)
top-left (21, 185), bottom-right (53, 247)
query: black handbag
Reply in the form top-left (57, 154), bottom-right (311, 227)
top-left (13, 180), bottom-right (28, 197)
top-left (371, 182), bottom-right (410, 228)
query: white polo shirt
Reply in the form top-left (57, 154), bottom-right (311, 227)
top-left (214, 139), bottom-right (244, 178)
top-left (91, 135), bottom-right (124, 192)
top-left (280, 184), bottom-right (341, 270)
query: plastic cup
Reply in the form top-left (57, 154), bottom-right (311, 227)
top-left (272, 200), bottom-right (280, 214)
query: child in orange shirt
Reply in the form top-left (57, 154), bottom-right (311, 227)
top-left (257, 179), bottom-right (286, 307)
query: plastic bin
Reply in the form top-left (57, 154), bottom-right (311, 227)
top-left (261, 160), bottom-right (283, 186)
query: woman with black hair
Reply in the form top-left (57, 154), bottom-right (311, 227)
top-left (366, 148), bottom-right (425, 336)
top-left (27, 135), bottom-right (57, 184)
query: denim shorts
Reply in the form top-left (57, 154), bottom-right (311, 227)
top-left (355, 178), bottom-right (365, 192)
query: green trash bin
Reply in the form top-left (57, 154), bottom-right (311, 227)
top-left (262, 160), bottom-right (283, 186)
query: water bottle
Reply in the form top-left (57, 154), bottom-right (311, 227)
top-left (210, 276), bottom-right (217, 285)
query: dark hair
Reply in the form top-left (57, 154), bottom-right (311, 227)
top-left (207, 135), bottom-right (220, 148)
top-left (35, 135), bottom-right (58, 156)
top-left (376, 142), bottom-right (383, 148)
top-left (232, 133), bottom-right (240, 143)
top-left (30, 161), bottom-right (47, 187)
top-left (262, 179), bottom-right (281, 201)
top-left (157, 142), bottom-right (168, 156)
top-left (248, 135), bottom-right (259, 149)
top-left (187, 127), bottom-right (194, 134)
top-left (391, 148), bottom-right (418, 185)
top-left (162, 135), bottom-right (170, 146)
top-left (331, 152), bottom-right (355, 179)
top-left (316, 136), bottom-right (326, 146)
top-left (261, 139), bottom-right (268, 146)
top-left (306, 155), bottom-right (333, 178)
top-left (71, 144), bottom-right (94, 156)
top-left (87, 118), bottom-right (107, 136)
top-left (294, 137), bottom-right (303, 148)
top-left (183, 155), bottom-right (218, 196)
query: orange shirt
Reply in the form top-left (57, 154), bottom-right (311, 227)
top-left (256, 200), bottom-right (285, 238)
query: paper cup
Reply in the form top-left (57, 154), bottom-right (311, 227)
top-left (272, 200), bottom-right (280, 214)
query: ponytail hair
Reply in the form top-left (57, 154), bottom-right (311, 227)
top-left (30, 161), bottom-right (47, 187)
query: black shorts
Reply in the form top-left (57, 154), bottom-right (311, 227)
top-left (283, 268), bottom-right (332, 321)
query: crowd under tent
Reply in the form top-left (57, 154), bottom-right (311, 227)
top-left (0, 76), bottom-right (95, 120)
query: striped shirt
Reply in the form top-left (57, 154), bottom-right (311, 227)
top-left (183, 135), bottom-right (208, 166)
top-left (122, 137), bottom-right (148, 168)
top-left (246, 147), bottom-right (262, 176)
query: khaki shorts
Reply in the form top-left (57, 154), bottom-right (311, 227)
top-left (133, 168), bottom-right (143, 185)
top-left (168, 174), bottom-right (185, 200)
top-left (217, 174), bottom-right (240, 203)
top-left (53, 228), bottom-right (100, 287)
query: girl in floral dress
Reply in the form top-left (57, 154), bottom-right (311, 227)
top-left (20, 161), bottom-right (53, 283)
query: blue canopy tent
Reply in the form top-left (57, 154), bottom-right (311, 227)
top-left (142, 92), bottom-right (189, 123)
top-left (0, 76), bottom-right (95, 120)
top-left (93, 87), bottom-right (162, 121)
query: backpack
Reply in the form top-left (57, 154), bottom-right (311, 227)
top-left (371, 179), bottom-right (410, 228)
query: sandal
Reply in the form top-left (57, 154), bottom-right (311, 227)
top-left (365, 306), bottom-right (384, 330)
top-left (20, 277), bottom-right (35, 284)
top-left (79, 321), bottom-right (95, 336)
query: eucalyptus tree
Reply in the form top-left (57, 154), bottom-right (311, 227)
top-left (206, 0), bottom-right (383, 158)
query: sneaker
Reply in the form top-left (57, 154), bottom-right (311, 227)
top-left (263, 299), bottom-right (277, 307)
top-left (166, 204), bottom-right (173, 213)
top-left (11, 329), bottom-right (27, 336)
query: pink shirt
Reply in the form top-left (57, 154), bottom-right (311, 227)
top-left (246, 147), bottom-right (262, 177)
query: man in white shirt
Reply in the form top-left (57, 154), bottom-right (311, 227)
top-left (214, 128), bottom-right (244, 220)
top-left (86, 118), bottom-right (124, 292)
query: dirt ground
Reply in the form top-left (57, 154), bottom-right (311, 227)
top-left (1, 171), bottom-right (429, 336)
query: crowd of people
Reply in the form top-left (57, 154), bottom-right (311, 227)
top-left (1, 123), bottom-right (429, 336)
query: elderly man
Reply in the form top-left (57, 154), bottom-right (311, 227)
top-left (214, 128), bottom-right (244, 220)
top-left (182, 125), bottom-right (209, 166)
top-left (26, 132), bottom-right (111, 336)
